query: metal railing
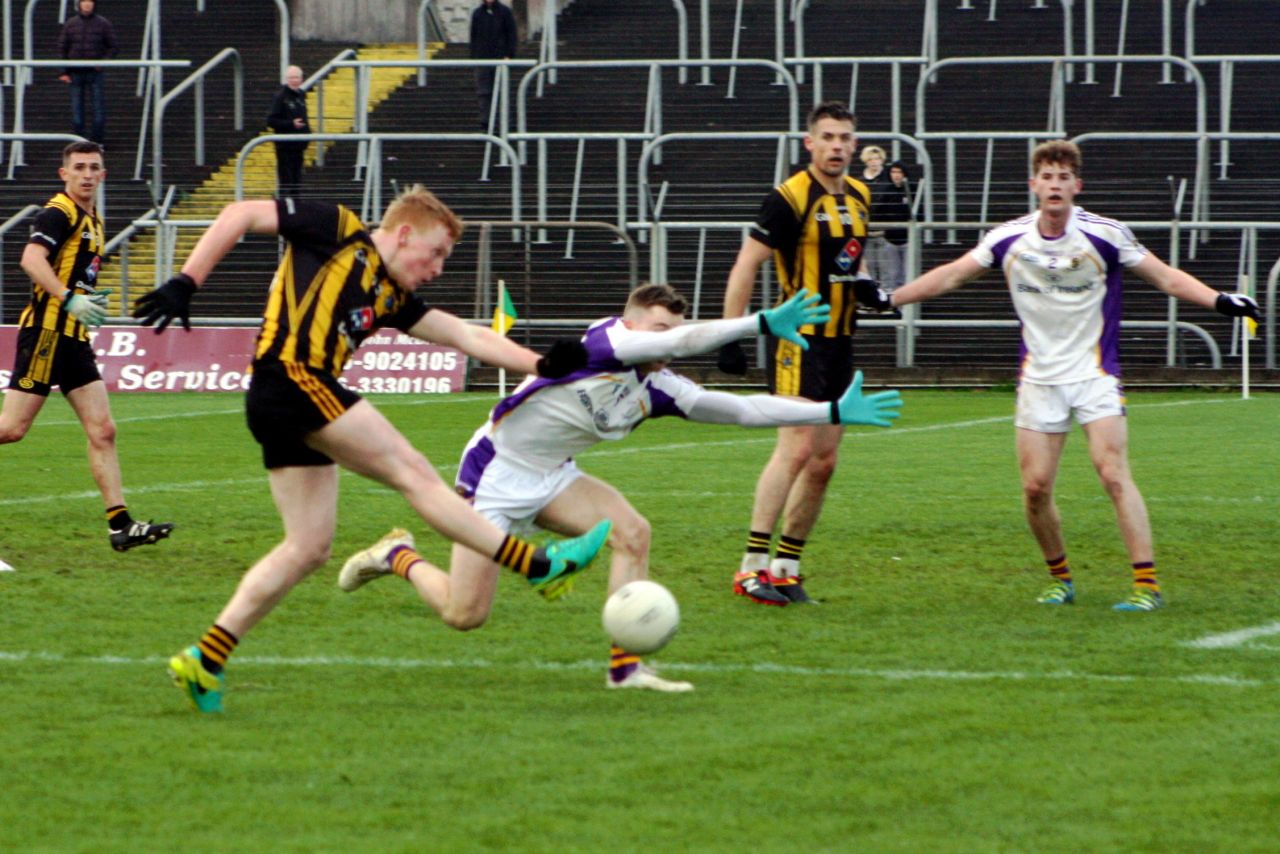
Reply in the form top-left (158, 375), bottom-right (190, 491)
top-left (145, 48), bottom-right (243, 198)
top-left (332, 58), bottom-right (536, 175)
top-left (2, 59), bottom-right (189, 173)
top-left (0, 202), bottom-right (38, 306)
top-left (508, 132), bottom-right (652, 241)
top-left (517, 59), bottom-right (801, 167)
top-left (0, 129), bottom-right (84, 179)
top-left (783, 56), bottom-right (929, 163)
top-left (415, 0), bottom-right (446, 87)
top-left (233, 133), bottom-right (523, 226)
top-left (635, 130), bottom-right (935, 237)
top-left (301, 48), bottom-right (356, 168)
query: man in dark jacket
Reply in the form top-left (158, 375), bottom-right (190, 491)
top-left (57, 0), bottom-right (118, 145)
top-left (266, 65), bottom-right (310, 199)
top-left (470, 0), bottom-right (518, 129)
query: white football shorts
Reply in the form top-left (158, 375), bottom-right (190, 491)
top-left (1015, 374), bottom-right (1126, 433)
top-left (468, 454), bottom-right (583, 534)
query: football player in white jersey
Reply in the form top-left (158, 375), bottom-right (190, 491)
top-left (875, 140), bottom-right (1260, 612)
top-left (338, 284), bottom-right (903, 691)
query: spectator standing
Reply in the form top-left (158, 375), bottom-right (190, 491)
top-left (858, 145), bottom-right (898, 291)
top-left (470, 0), bottom-right (518, 130)
top-left (873, 161), bottom-right (914, 291)
top-left (57, 0), bottom-right (117, 146)
top-left (266, 65), bottom-right (310, 199)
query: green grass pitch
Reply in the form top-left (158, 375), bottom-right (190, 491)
top-left (1, 388), bottom-right (1277, 851)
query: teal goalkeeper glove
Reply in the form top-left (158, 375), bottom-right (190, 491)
top-left (758, 291), bottom-right (831, 349)
top-left (830, 370), bottom-right (903, 427)
top-left (64, 286), bottom-right (110, 327)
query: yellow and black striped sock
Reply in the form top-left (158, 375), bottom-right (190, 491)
top-left (1132, 561), bottom-right (1158, 593)
top-left (494, 534), bottom-right (550, 579)
top-left (386, 544), bottom-right (420, 581)
top-left (776, 535), bottom-right (806, 563)
top-left (609, 645), bottom-right (640, 683)
top-left (106, 505), bottom-right (133, 532)
top-left (1046, 554), bottom-right (1071, 584)
top-left (196, 624), bottom-right (238, 675)
top-left (746, 530), bottom-right (771, 558)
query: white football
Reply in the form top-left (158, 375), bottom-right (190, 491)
top-left (602, 580), bottom-right (680, 654)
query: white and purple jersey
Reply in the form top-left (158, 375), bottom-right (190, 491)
top-left (969, 206), bottom-right (1148, 384)
top-left (456, 316), bottom-right (710, 495)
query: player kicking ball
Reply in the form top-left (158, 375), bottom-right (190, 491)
top-left (340, 285), bottom-right (903, 691)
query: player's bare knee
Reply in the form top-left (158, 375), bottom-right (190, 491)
top-left (0, 420), bottom-right (30, 444)
top-left (84, 419), bottom-right (117, 448)
top-left (285, 538), bottom-right (332, 570)
top-left (610, 513), bottom-right (651, 562)
top-left (442, 605), bottom-right (489, 631)
top-left (806, 454), bottom-right (838, 484)
top-left (1023, 478), bottom-right (1054, 504)
top-left (1095, 466), bottom-right (1131, 499)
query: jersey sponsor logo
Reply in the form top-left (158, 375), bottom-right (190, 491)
top-left (1016, 280), bottom-right (1095, 295)
top-left (815, 211), bottom-right (855, 225)
top-left (341, 307), bottom-right (375, 349)
top-left (85, 256), bottom-right (101, 283)
top-left (834, 237), bottom-right (863, 272)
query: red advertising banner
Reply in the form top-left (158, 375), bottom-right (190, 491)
top-left (0, 326), bottom-right (468, 393)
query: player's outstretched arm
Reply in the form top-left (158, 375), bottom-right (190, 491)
top-left (613, 291), bottom-right (831, 366)
top-left (133, 200), bottom-right (279, 333)
top-left (1130, 254), bottom-right (1261, 321)
top-left (683, 370), bottom-right (902, 429)
top-left (410, 311), bottom-right (589, 378)
top-left (891, 254), bottom-right (986, 308)
top-left (409, 310), bottom-right (542, 376)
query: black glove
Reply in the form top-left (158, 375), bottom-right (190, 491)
top-left (133, 273), bottom-right (198, 333)
top-left (717, 341), bottom-right (748, 375)
top-left (853, 274), bottom-right (895, 314)
top-left (536, 338), bottom-right (588, 378)
top-left (1215, 292), bottom-right (1261, 322)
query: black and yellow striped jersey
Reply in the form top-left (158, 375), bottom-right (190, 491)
top-left (255, 199), bottom-right (432, 378)
top-left (749, 168), bottom-right (873, 337)
top-left (21, 192), bottom-right (105, 342)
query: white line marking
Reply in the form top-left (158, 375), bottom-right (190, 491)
top-left (1182, 621), bottom-right (1280, 649)
top-left (0, 649), bottom-right (1266, 688)
top-left (10, 396), bottom-right (1259, 506)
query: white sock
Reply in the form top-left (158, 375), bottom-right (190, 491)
top-left (770, 558), bottom-right (800, 579)
top-left (740, 552), bottom-right (769, 573)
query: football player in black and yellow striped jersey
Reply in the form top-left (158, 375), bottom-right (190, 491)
top-left (138, 185), bottom-right (609, 712)
top-left (720, 101), bottom-right (895, 606)
top-left (0, 141), bottom-right (173, 552)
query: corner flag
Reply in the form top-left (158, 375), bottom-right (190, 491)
top-left (492, 281), bottom-right (517, 336)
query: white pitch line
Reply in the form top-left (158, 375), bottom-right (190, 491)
top-left (9, 395), bottom-right (1257, 505)
top-left (0, 649), bottom-right (1266, 688)
top-left (1181, 621), bottom-right (1280, 650)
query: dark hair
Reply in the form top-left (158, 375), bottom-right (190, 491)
top-left (1031, 140), bottom-right (1082, 177)
top-left (626, 283), bottom-right (687, 316)
top-left (807, 101), bottom-right (856, 130)
top-left (62, 140), bottom-right (104, 163)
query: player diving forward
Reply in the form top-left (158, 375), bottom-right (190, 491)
top-left (339, 284), bottom-right (903, 691)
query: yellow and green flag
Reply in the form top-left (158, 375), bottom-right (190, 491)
top-left (492, 283), bottom-right (517, 336)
